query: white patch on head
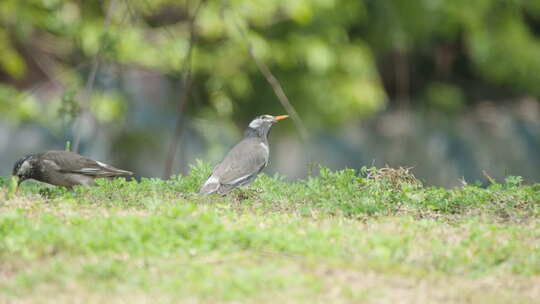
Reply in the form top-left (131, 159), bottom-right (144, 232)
top-left (18, 160), bottom-right (32, 175)
top-left (249, 119), bottom-right (263, 129)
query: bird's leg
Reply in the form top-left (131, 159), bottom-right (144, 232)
top-left (235, 188), bottom-right (250, 201)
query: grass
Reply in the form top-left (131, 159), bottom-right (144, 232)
top-left (1, 162), bottom-right (539, 303)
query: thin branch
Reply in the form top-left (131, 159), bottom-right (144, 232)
top-left (482, 170), bottom-right (497, 185)
top-left (230, 12), bottom-right (309, 143)
top-left (163, 74), bottom-right (194, 178)
top-left (250, 50), bottom-right (309, 142)
top-left (162, 0), bottom-right (206, 178)
top-left (26, 46), bottom-right (64, 91)
top-left (394, 49), bottom-right (410, 108)
top-left (19, 61), bottom-right (91, 104)
top-left (125, 0), bottom-right (206, 178)
top-left (73, 0), bottom-right (118, 153)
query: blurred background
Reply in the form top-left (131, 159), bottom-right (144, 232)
top-left (0, 0), bottom-right (539, 187)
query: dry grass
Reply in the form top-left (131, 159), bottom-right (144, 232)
top-left (365, 166), bottom-right (422, 190)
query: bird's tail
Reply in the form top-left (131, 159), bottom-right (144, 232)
top-left (113, 168), bottom-right (134, 176)
top-left (104, 167), bottom-right (133, 177)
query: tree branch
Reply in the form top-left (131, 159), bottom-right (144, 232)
top-left (162, 0), bottom-right (206, 178)
top-left (230, 13), bottom-right (309, 144)
top-left (73, 0), bottom-right (118, 153)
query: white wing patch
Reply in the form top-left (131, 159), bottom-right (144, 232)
top-left (96, 161), bottom-right (109, 168)
top-left (78, 168), bottom-right (102, 173)
top-left (200, 175), bottom-right (220, 194)
top-left (226, 174), bottom-right (251, 186)
top-left (203, 175), bottom-right (219, 187)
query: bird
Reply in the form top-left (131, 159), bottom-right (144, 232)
top-left (12, 150), bottom-right (133, 190)
top-left (200, 114), bottom-right (288, 195)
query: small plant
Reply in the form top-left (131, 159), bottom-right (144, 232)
top-left (505, 175), bottom-right (524, 187)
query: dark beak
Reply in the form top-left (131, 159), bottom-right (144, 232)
top-left (273, 115), bottom-right (289, 122)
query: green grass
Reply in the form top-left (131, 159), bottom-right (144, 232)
top-left (1, 163), bottom-right (539, 303)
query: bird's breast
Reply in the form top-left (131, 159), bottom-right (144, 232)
top-left (260, 142), bottom-right (270, 165)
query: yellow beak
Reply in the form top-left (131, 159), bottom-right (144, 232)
top-left (274, 115), bottom-right (289, 121)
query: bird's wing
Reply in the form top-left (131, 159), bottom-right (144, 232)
top-left (41, 151), bottom-right (133, 177)
top-left (212, 138), bottom-right (268, 185)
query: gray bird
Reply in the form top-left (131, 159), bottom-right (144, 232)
top-left (200, 114), bottom-right (288, 195)
top-left (12, 150), bottom-right (133, 190)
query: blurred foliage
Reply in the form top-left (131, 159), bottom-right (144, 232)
top-left (425, 82), bottom-right (465, 112)
top-left (90, 91), bottom-right (126, 123)
top-left (0, 0), bottom-right (539, 129)
top-left (0, 84), bottom-right (39, 124)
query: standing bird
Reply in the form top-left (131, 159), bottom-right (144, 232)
top-left (12, 150), bottom-right (133, 190)
top-left (200, 114), bottom-right (289, 195)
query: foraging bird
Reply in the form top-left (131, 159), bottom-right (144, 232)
top-left (12, 150), bottom-right (133, 189)
top-left (200, 114), bottom-right (288, 195)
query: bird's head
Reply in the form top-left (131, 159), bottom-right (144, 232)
top-left (245, 114), bottom-right (288, 138)
top-left (12, 155), bottom-right (36, 185)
